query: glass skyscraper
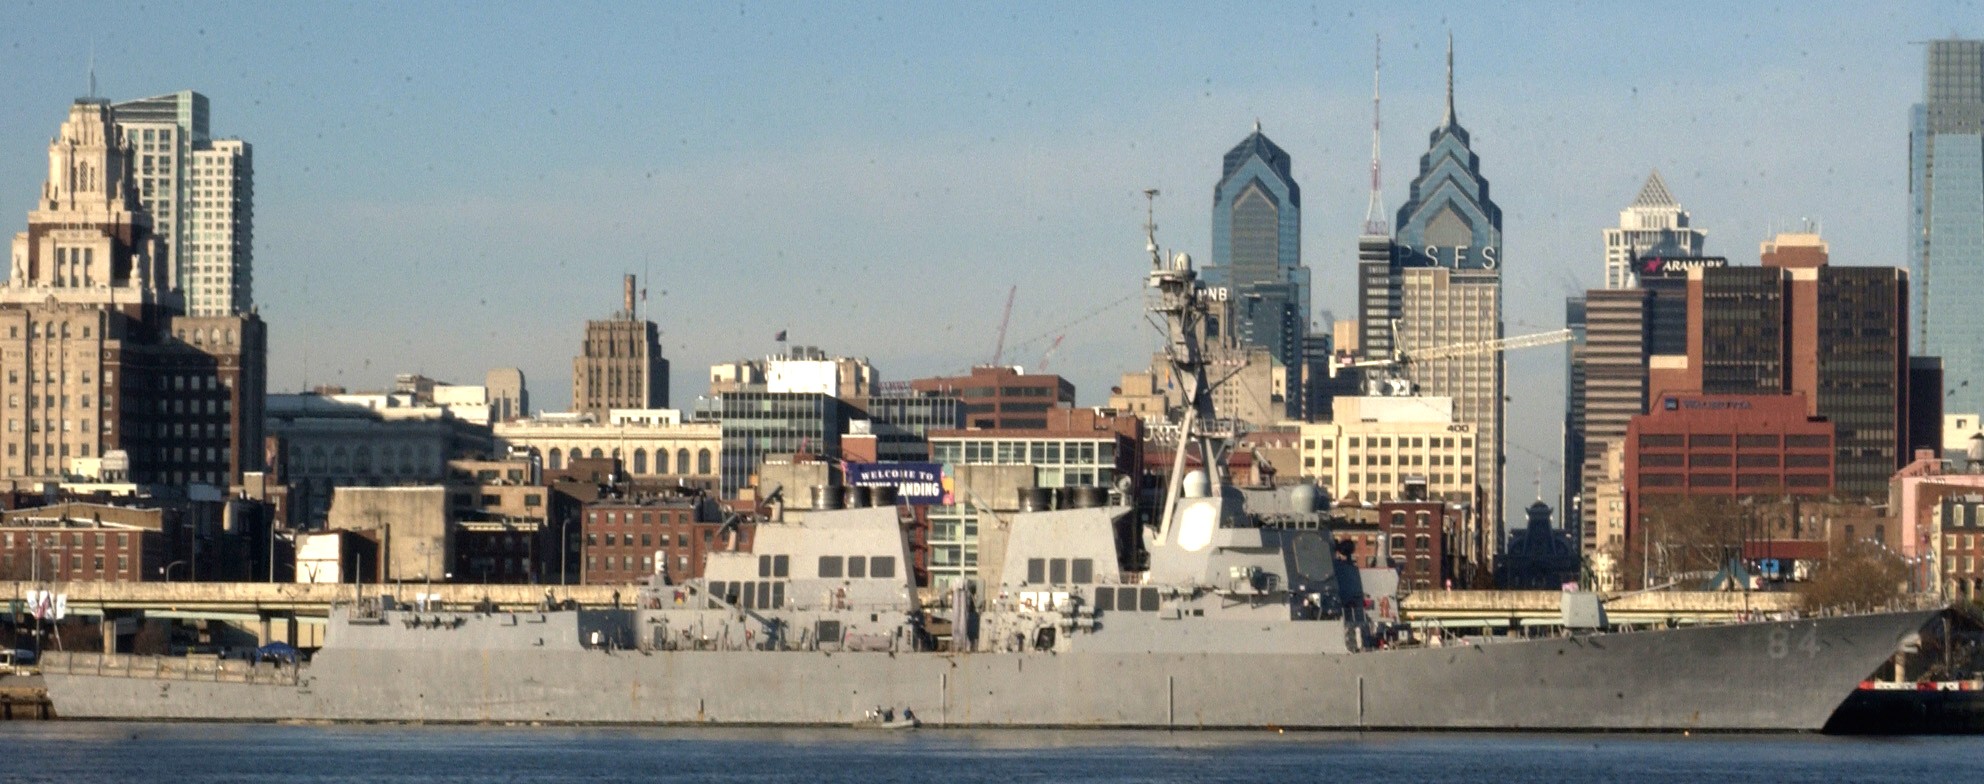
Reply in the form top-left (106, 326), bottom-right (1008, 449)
top-left (1913, 39), bottom-right (1984, 415)
top-left (1360, 37), bottom-right (1508, 545)
top-left (1208, 122), bottom-right (1308, 372)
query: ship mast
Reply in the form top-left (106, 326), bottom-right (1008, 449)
top-left (1145, 190), bottom-right (1225, 547)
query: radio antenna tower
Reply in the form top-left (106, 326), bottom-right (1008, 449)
top-left (1361, 34), bottom-right (1388, 237)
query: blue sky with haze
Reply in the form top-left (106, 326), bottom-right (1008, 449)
top-left (1, 1), bottom-right (1976, 517)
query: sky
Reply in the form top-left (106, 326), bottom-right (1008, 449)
top-left (1, 1), bottom-right (1977, 522)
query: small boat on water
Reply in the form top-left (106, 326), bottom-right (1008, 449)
top-left (854, 708), bottom-right (918, 730)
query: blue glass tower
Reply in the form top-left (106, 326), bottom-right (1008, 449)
top-left (1368, 35), bottom-right (1509, 548)
top-left (1209, 122), bottom-right (1308, 372)
top-left (1392, 50), bottom-right (1502, 268)
top-left (1913, 39), bottom-right (1984, 416)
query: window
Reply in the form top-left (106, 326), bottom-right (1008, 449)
top-left (818, 555), bottom-right (843, 578)
top-left (848, 556), bottom-right (867, 579)
top-left (1026, 558), bottom-right (1046, 583)
top-left (870, 556), bottom-right (895, 579)
top-left (773, 554), bottom-right (790, 577)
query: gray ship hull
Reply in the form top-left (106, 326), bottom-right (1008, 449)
top-left (42, 610), bottom-right (1933, 731)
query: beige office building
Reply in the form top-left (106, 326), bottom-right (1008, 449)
top-left (1297, 395), bottom-right (1476, 506)
top-left (495, 410), bottom-right (719, 484)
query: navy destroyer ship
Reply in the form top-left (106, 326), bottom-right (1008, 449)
top-left (41, 223), bottom-right (1937, 731)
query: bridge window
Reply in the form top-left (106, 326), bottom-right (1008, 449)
top-left (818, 555), bottom-right (843, 578)
top-left (773, 554), bottom-right (790, 578)
top-left (848, 556), bottom-right (867, 579)
top-left (1049, 558), bottom-right (1068, 584)
top-left (1026, 558), bottom-right (1046, 584)
top-left (870, 556), bottom-right (894, 579)
top-left (1071, 558), bottom-right (1094, 584)
top-left (1094, 586), bottom-right (1116, 612)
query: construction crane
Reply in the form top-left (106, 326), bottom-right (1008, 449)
top-left (989, 285), bottom-right (1017, 366)
top-left (1331, 324), bottom-right (1575, 389)
top-left (1036, 334), bottom-right (1066, 371)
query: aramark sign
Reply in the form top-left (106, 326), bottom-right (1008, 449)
top-left (846, 462), bottom-right (950, 505)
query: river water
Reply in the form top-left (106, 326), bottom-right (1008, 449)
top-left (1, 723), bottom-right (1979, 783)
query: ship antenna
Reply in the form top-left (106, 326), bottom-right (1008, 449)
top-left (1362, 33), bottom-right (1388, 236)
top-left (1145, 191), bottom-right (1226, 549)
top-left (1144, 188), bottom-right (1162, 268)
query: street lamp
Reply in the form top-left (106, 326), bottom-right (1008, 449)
top-left (559, 514), bottom-right (576, 585)
top-left (160, 560), bottom-right (189, 582)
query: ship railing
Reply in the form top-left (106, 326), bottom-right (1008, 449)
top-left (41, 651), bottom-right (303, 686)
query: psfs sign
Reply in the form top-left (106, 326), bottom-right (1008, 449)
top-left (846, 462), bottom-right (950, 505)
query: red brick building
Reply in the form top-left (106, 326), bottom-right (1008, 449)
top-left (1625, 393), bottom-right (1834, 549)
top-left (580, 496), bottom-right (749, 585)
top-left (910, 366), bottom-right (1074, 430)
top-left (0, 503), bottom-right (169, 582)
top-left (1376, 500), bottom-right (1461, 590)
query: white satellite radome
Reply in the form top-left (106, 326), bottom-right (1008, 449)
top-left (1183, 469), bottom-right (1211, 498)
top-left (1289, 483), bottom-right (1319, 514)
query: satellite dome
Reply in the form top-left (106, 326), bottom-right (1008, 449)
top-left (1183, 470), bottom-right (1211, 498)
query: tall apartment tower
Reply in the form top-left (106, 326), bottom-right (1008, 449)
top-left (1363, 36), bottom-right (1507, 545)
top-left (572, 275), bottom-right (668, 421)
top-left (1602, 171), bottom-right (1706, 289)
top-left (1208, 122), bottom-right (1308, 372)
top-left (3, 100), bottom-right (266, 485)
top-left (1913, 39), bottom-right (1984, 415)
top-left (111, 91), bottom-right (254, 316)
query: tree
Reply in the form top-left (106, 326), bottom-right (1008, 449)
top-left (1624, 495), bottom-right (1749, 589)
top-left (1799, 539), bottom-right (1910, 614)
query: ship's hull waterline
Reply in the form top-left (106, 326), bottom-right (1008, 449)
top-left (43, 610), bottom-right (1933, 731)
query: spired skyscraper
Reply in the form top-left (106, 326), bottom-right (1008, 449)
top-left (1207, 122), bottom-right (1309, 375)
top-left (1359, 36), bottom-right (1507, 548)
top-left (1912, 39), bottom-right (1984, 416)
top-left (111, 91), bottom-right (253, 317)
top-left (1602, 171), bottom-right (1706, 290)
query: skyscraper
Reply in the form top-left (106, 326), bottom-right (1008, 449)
top-left (1208, 122), bottom-right (1308, 373)
top-left (112, 91), bottom-right (254, 317)
top-left (1567, 174), bottom-right (1710, 550)
top-left (572, 275), bottom-right (669, 421)
top-left (3, 99), bottom-right (266, 485)
top-left (1628, 235), bottom-right (1910, 502)
top-left (1603, 171), bottom-right (1706, 289)
top-left (1913, 39), bottom-right (1984, 416)
top-left (1366, 36), bottom-right (1507, 544)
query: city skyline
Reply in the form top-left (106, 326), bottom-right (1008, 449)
top-left (2, 3), bottom-right (1976, 519)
